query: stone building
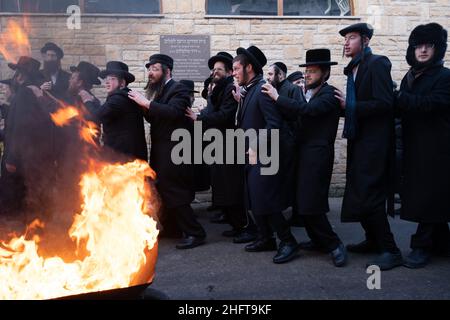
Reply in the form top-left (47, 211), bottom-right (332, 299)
top-left (1, 0), bottom-right (449, 195)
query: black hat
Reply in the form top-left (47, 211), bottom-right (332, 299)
top-left (339, 23), bottom-right (374, 40)
top-left (406, 23), bottom-right (448, 67)
top-left (180, 80), bottom-right (199, 93)
top-left (40, 42), bottom-right (64, 59)
top-left (0, 78), bottom-right (13, 86)
top-left (99, 61), bottom-right (135, 84)
top-left (8, 56), bottom-right (41, 75)
top-left (201, 77), bottom-right (212, 100)
top-left (208, 51), bottom-right (233, 70)
top-left (236, 45), bottom-right (267, 75)
top-left (146, 54), bottom-right (174, 70)
top-left (286, 71), bottom-right (304, 82)
top-left (273, 62), bottom-right (288, 74)
top-left (299, 49), bottom-right (338, 67)
top-left (70, 61), bottom-right (101, 86)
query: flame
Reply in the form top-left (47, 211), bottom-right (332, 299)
top-left (80, 121), bottom-right (100, 146)
top-left (0, 160), bottom-right (159, 300)
top-left (0, 19), bottom-right (31, 63)
top-left (50, 107), bottom-right (80, 127)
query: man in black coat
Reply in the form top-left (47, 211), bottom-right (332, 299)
top-left (40, 42), bottom-right (71, 100)
top-left (129, 54), bottom-right (206, 250)
top-left (233, 46), bottom-right (298, 264)
top-left (335, 23), bottom-right (402, 270)
top-left (395, 23), bottom-right (450, 268)
top-left (186, 52), bottom-right (257, 244)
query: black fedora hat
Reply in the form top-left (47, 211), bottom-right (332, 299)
top-left (70, 61), bottom-right (101, 86)
top-left (0, 78), bottom-right (13, 86)
top-left (99, 61), bottom-right (135, 84)
top-left (236, 45), bottom-right (267, 74)
top-left (40, 42), bottom-right (64, 59)
top-left (287, 71), bottom-right (304, 82)
top-left (208, 51), bottom-right (233, 70)
top-left (146, 54), bottom-right (174, 70)
top-left (299, 49), bottom-right (338, 67)
top-left (339, 23), bottom-right (374, 39)
top-left (201, 76), bottom-right (212, 100)
top-left (180, 80), bottom-right (199, 93)
top-left (8, 56), bottom-right (41, 75)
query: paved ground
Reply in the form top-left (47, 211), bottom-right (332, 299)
top-left (151, 196), bottom-right (450, 300)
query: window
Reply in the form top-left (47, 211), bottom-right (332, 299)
top-left (207, 0), bottom-right (353, 16)
top-left (0, 0), bottom-right (161, 14)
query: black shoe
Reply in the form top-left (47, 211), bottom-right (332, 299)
top-left (331, 243), bottom-right (348, 267)
top-left (366, 251), bottom-right (403, 271)
top-left (273, 242), bottom-right (300, 264)
top-left (298, 241), bottom-right (325, 252)
top-left (222, 229), bottom-right (240, 238)
top-left (233, 230), bottom-right (258, 244)
top-left (175, 236), bottom-right (205, 250)
top-left (288, 215), bottom-right (305, 227)
top-left (210, 213), bottom-right (228, 224)
top-left (346, 240), bottom-right (379, 254)
top-left (245, 238), bottom-right (277, 252)
top-left (403, 249), bottom-right (431, 269)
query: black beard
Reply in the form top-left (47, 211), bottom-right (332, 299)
top-left (212, 74), bottom-right (226, 84)
top-left (145, 75), bottom-right (167, 100)
top-left (269, 74), bottom-right (282, 88)
top-left (43, 61), bottom-right (59, 75)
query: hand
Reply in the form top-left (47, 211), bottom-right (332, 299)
top-left (247, 148), bottom-right (257, 165)
top-left (334, 89), bottom-right (346, 110)
top-left (79, 90), bottom-right (95, 103)
top-left (185, 107), bottom-right (197, 121)
top-left (232, 83), bottom-right (241, 103)
top-left (27, 85), bottom-right (43, 98)
top-left (261, 83), bottom-right (279, 102)
top-left (5, 163), bottom-right (16, 173)
top-left (40, 81), bottom-right (52, 91)
top-left (128, 90), bottom-right (151, 109)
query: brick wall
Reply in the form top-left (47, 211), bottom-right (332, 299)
top-left (1, 0), bottom-right (449, 195)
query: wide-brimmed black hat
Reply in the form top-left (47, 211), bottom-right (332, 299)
top-left (201, 77), bottom-right (212, 100)
top-left (8, 56), bottom-right (41, 75)
top-left (299, 49), bottom-right (338, 67)
top-left (70, 61), bottom-right (101, 86)
top-left (146, 54), bottom-right (174, 70)
top-left (339, 23), bottom-right (374, 39)
top-left (180, 80), bottom-right (199, 93)
top-left (99, 61), bottom-right (135, 84)
top-left (236, 45), bottom-right (267, 74)
top-left (273, 62), bottom-right (288, 74)
top-left (0, 78), bottom-right (13, 86)
top-left (40, 42), bottom-right (64, 59)
top-left (287, 71), bottom-right (304, 82)
top-left (208, 51), bottom-right (233, 70)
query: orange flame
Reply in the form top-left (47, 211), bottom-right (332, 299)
top-left (0, 19), bottom-right (31, 63)
top-left (50, 107), bottom-right (80, 127)
top-left (80, 121), bottom-right (100, 146)
top-left (0, 160), bottom-right (159, 300)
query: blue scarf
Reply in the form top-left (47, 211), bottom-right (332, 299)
top-left (343, 47), bottom-right (372, 140)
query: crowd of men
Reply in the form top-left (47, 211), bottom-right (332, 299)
top-left (0, 22), bottom-right (449, 271)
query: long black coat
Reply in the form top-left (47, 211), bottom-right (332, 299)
top-left (278, 83), bottom-right (340, 215)
top-left (341, 53), bottom-right (395, 222)
top-left (87, 88), bottom-right (148, 162)
top-left (146, 79), bottom-right (194, 208)
top-left (396, 64), bottom-right (450, 223)
top-left (198, 76), bottom-right (244, 207)
top-left (238, 78), bottom-right (293, 215)
top-left (40, 69), bottom-right (71, 100)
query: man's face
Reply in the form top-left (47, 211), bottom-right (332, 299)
top-left (147, 63), bottom-right (165, 85)
top-left (68, 71), bottom-right (83, 95)
top-left (414, 43), bottom-right (435, 64)
top-left (105, 75), bottom-right (123, 94)
top-left (293, 78), bottom-right (305, 91)
top-left (232, 61), bottom-right (248, 86)
top-left (267, 65), bottom-right (284, 87)
top-left (344, 32), bottom-right (364, 58)
top-left (42, 50), bottom-right (59, 63)
top-left (212, 61), bottom-right (229, 83)
top-left (0, 84), bottom-right (12, 101)
top-left (305, 66), bottom-right (324, 90)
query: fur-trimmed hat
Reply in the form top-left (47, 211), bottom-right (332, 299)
top-left (406, 23), bottom-right (448, 67)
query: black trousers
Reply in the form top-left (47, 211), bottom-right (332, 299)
top-left (254, 213), bottom-right (296, 244)
top-left (361, 211), bottom-right (399, 254)
top-left (411, 222), bottom-right (450, 252)
top-left (223, 204), bottom-right (256, 231)
top-left (303, 214), bottom-right (341, 252)
top-left (162, 204), bottom-right (206, 238)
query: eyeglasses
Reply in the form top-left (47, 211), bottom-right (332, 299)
top-left (414, 43), bottom-right (435, 50)
top-left (212, 68), bottom-right (225, 72)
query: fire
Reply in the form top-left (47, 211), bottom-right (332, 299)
top-left (0, 160), bottom-right (159, 300)
top-left (0, 19), bottom-right (31, 63)
top-left (50, 107), bottom-right (80, 127)
top-left (80, 121), bottom-right (100, 146)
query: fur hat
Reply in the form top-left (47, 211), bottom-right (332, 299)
top-left (406, 23), bottom-right (448, 67)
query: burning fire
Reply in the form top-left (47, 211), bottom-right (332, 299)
top-left (50, 106), bottom-right (80, 127)
top-left (0, 160), bottom-right (159, 300)
top-left (0, 19), bottom-right (31, 63)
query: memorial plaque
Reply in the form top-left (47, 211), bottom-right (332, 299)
top-left (160, 35), bottom-right (211, 82)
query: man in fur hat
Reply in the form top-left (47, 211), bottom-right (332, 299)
top-left (395, 23), bottom-right (450, 268)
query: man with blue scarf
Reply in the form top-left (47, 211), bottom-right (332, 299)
top-left (335, 23), bottom-right (402, 271)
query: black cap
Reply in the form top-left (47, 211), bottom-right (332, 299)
top-left (70, 61), bottom-right (101, 86)
top-left (299, 49), bottom-right (338, 67)
top-left (286, 71), bottom-right (304, 82)
top-left (99, 61), bottom-right (135, 84)
top-left (180, 80), bottom-right (199, 93)
top-left (40, 42), bottom-right (64, 59)
top-left (273, 62), bottom-right (287, 74)
top-left (146, 54), bottom-right (174, 70)
top-left (208, 51), bottom-right (233, 70)
top-left (236, 45), bottom-right (267, 75)
top-left (339, 23), bottom-right (374, 39)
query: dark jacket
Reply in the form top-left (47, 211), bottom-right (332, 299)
top-left (40, 69), bottom-right (71, 100)
top-left (145, 79), bottom-right (195, 208)
top-left (396, 64), bottom-right (450, 223)
top-left (341, 53), bottom-right (395, 222)
top-left (198, 76), bottom-right (244, 206)
top-left (277, 83), bottom-right (340, 215)
top-left (87, 87), bottom-right (148, 162)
